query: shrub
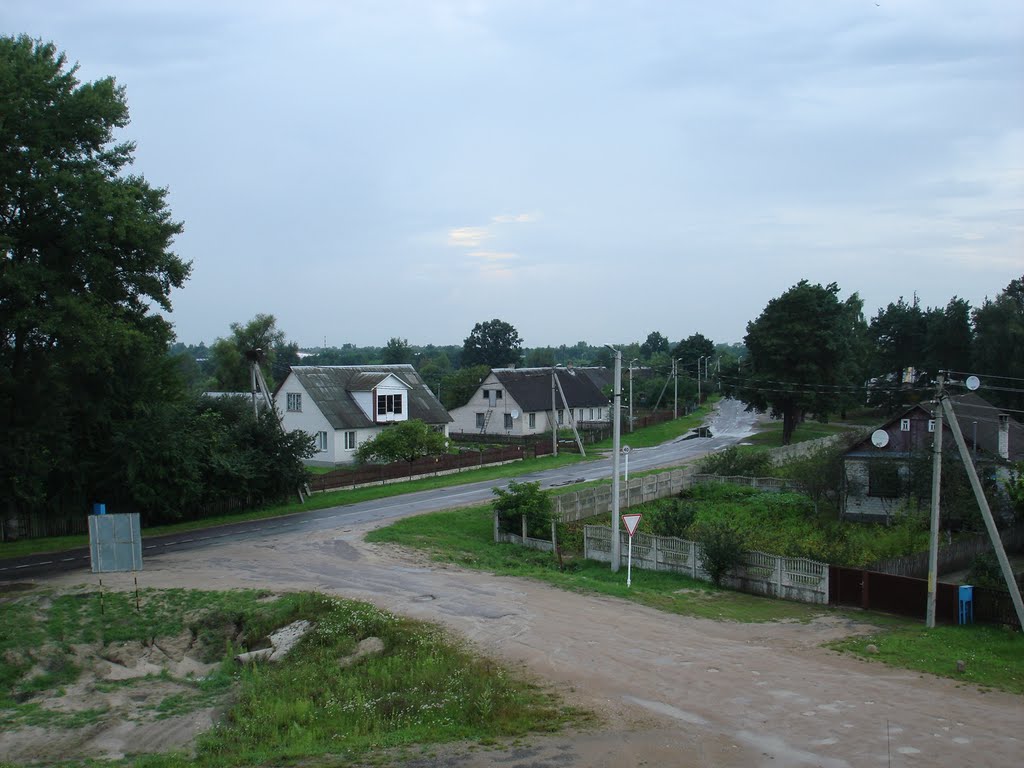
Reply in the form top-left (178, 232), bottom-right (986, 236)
top-left (492, 480), bottom-right (552, 539)
top-left (695, 521), bottom-right (746, 586)
top-left (646, 497), bottom-right (696, 538)
top-left (696, 447), bottom-right (772, 478)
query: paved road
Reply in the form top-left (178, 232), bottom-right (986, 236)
top-left (0, 400), bottom-right (759, 580)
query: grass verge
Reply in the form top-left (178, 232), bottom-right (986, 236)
top-left (827, 623), bottom-right (1024, 695)
top-left (740, 420), bottom-right (860, 449)
top-left (0, 588), bottom-right (579, 765)
top-left (366, 504), bottom-right (826, 623)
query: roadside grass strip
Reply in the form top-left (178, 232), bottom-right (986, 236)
top-left (0, 589), bottom-right (577, 766)
top-left (366, 504), bottom-right (827, 624)
top-left (827, 623), bottom-right (1024, 695)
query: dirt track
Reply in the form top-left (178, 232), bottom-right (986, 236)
top-left (30, 519), bottom-right (1021, 768)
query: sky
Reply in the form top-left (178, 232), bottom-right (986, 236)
top-left (6, 1), bottom-right (1024, 349)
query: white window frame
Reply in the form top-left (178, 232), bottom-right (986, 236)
top-left (344, 431), bottom-right (356, 450)
top-left (927, 419), bottom-right (935, 433)
top-left (377, 393), bottom-right (403, 416)
top-left (900, 418), bottom-right (911, 432)
top-left (589, 408), bottom-right (594, 420)
top-left (475, 412), bottom-right (485, 428)
top-left (557, 409), bottom-right (564, 425)
top-left (315, 431), bottom-right (328, 452)
top-left (528, 413), bottom-right (536, 429)
top-left (504, 413), bottom-right (513, 430)
top-left (287, 392), bottom-right (302, 412)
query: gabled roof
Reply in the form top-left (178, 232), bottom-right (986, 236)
top-left (847, 392), bottom-right (1022, 461)
top-left (492, 367), bottom-right (609, 412)
top-left (574, 366), bottom-right (613, 391)
top-left (283, 365), bottom-right (452, 430)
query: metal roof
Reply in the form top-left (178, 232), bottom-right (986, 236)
top-left (284, 365), bottom-right (452, 430)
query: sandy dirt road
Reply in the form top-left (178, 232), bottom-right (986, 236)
top-left (38, 520), bottom-right (1022, 768)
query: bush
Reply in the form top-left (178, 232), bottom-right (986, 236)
top-left (492, 480), bottom-right (552, 539)
top-left (697, 447), bottom-right (772, 477)
top-left (695, 521), bottom-right (746, 586)
top-left (645, 497), bottom-right (696, 538)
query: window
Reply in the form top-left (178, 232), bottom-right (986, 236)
top-left (504, 413), bottom-right (513, 430)
top-left (482, 389), bottom-right (489, 399)
top-left (927, 420), bottom-right (935, 433)
top-left (868, 462), bottom-right (901, 498)
top-left (315, 431), bottom-right (328, 452)
top-left (495, 389), bottom-right (502, 400)
top-left (476, 412), bottom-right (485, 428)
top-left (557, 409), bottom-right (564, 424)
top-left (377, 393), bottom-right (403, 416)
top-left (529, 413), bottom-right (536, 429)
top-left (344, 431), bottom-right (356, 450)
top-left (578, 409), bottom-right (584, 422)
top-left (286, 392), bottom-right (302, 412)
top-left (589, 408), bottom-right (594, 420)
top-left (900, 418), bottom-right (910, 432)
top-left (596, 407), bottom-right (602, 420)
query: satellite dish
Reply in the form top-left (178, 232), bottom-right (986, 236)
top-left (871, 430), bottom-right (889, 448)
top-left (965, 375), bottom-right (981, 391)
top-left (510, 409), bottom-right (520, 419)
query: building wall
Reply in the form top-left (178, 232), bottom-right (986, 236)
top-left (842, 457), bottom-right (910, 521)
top-left (276, 374), bottom-right (338, 465)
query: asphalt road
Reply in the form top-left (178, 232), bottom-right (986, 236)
top-left (0, 399), bottom-right (759, 580)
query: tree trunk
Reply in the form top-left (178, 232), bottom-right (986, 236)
top-left (782, 403), bottom-right (798, 445)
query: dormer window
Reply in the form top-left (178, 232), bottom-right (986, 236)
top-left (900, 419), bottom-right (910, 432)
top-left (377, 393), bottom-right (403, 415)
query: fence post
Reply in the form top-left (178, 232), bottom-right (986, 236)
top-left (652, 535), bottom-right (660, 572)
top-left (689, 541), bottom-right (697, 578)
top-left (775, 556), bottom-right (783, 598)
top-left (494, 510), bottom-right (500, 543)
top-left (551, 517), bottom-right (558, 551)
top-left (521, 514), bottom-right (527, 541)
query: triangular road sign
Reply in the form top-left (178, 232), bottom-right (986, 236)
top-left (621, 513), bottom-right (642, 537)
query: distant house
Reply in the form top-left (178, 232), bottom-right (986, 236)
top-left (274, 365), bottom-right (452, 467)
top-left (842, 393), bottom-right (1022, 522)
top-left (448, 366), bottom-right (610, 436)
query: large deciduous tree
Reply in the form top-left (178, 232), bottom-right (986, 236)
top-left (462, 319), bottom-right (523, 368)
top-left (973, 275), bottom-right (1024, 410)
top-left (0, 37), bottom-right (190, 527)
top-left (740, 281), bottom-right (863, 445)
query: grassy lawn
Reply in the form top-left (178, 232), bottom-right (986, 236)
top-left (589, 398), bottom-right (719, 451)
top-left (366, 504), bottom-right (827, 624)
top-left (0, 587), bottom-right (580, 766)
top-left (828, 622), bottom-right (1024, 695)
top-left (740, 419), bottom-right (861, 449)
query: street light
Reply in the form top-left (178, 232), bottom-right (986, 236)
top-left (629, 358), bottom-right (639, 433)
top-left (698, 355), bottom-right (706, 403)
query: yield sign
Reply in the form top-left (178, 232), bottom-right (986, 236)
top-left (621, 513), bottom-right (642, 537)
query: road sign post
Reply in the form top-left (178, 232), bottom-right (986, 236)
top-left (621, 513), bottom-right (642, 587)
top-left (622, 444), bottom-right (631, 485)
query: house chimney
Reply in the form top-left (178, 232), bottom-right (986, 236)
top-left (998, 414), bottom-right (1009, 460)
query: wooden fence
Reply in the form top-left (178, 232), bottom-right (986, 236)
top-left (584, 525), bottom-right (829, 604)
top-left (310, 445), bottom-right (528, 492)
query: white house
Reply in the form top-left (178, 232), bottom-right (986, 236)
top-left (449, 367), bottom-right (610, 436)
top-left (274, 365), bottom-right (452, 467)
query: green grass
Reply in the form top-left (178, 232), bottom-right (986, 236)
top-left (828, 622), bottom-right (1024, 694)
top-left (366, 503), bottom-right (827, 623)
top-left (741, 420), bottom-right (859, 449)
top-left (0, 589), bottom-right (580, 765)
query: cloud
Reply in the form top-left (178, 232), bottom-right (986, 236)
top-left (468, 250), bottom-right (519, 261)
top-left (492, 212), bottom-right (538, 224)
top-left (447, 226), bottom-right (491, 247)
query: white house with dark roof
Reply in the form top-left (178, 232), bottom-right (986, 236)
top-left (449, 367), bottom-right (610, 436)
top-left (274, 365), bottom-right (452, 466)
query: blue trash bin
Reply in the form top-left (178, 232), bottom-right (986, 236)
top-left (958, 585), bottom-right (973, 625)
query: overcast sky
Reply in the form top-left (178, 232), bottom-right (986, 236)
top-left (8, 1), bottom-right (1023, 348)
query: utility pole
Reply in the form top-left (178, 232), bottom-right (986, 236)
top-left (672, 358), bottom-right (678, 419)
top-left (551, 367), bottom-right (558, 456)
top-left (628, 359), bottom-right (637, 433)
top-left (926, 375), bottom-right (943, 628)
top-left (939, 394), bottom-right (1024, 629)
top-left (698, 355), bottom-right (705, 404)
top-left (609, 347), bottom-right (622, 572)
